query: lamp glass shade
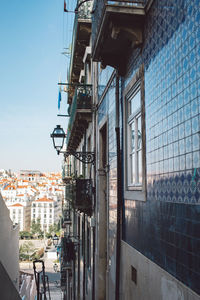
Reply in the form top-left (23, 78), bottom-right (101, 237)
top-left (53, 234), bottom-right (59, 246)
top-left (51, 125), bottom-right (65, 152)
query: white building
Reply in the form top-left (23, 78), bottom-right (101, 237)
top-left (31, 197), bottom-right (60, 232)
top-left (1, 184), bottom-right (17, 200)
top-left (8, 202), bottom-right (31, 231)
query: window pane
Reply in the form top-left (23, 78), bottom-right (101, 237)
top-left (130, 121), bottom-right (135, 152)
top-left (137, 116), bottom-right (142, 150)
top-left (131, 153), bottom-right (135, 184)
top-left (138, 150), bottom-right (142, 184)
top-left (130, 90), bottom-right (141, 116)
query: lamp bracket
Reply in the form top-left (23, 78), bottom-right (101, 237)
top-left (64, 151), bottom-right (95, 165)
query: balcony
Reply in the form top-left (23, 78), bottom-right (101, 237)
top-left (65, 183), bottom-right (75, 202)
top-left (62, 164), bottom-right (72, 183)
top-left (66, 85), bottom-right (92, 151)
top-left (61, 237), bottom-right (76, 263)
top-left (68, 0), bottom-right (92, 101)
top-left (62, 209), bottom-right (72, 227)
top-left (64, 179), bottom-right (93, 215)
top-left (74, 179), bottom-right (93, 215)
top-left (92, 0), bottom-right (145, 75)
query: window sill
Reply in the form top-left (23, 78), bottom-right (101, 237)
top-left (124, 190), bottom-right (146, 201)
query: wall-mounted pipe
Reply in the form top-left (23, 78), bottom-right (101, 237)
top-left (115, 71), bottom-right (122, 300)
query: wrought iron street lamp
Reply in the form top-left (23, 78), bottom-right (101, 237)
top-left (51, 125), bottom-right (95, 165)
top-left (50, 125), bottom-right (66, 154)
top-left (53, 234), bottom-right (59, 247)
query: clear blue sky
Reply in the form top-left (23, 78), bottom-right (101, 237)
top-left (0, 0), bottom-right (75, 172)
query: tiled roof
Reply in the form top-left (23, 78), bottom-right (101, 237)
top-left (4, 185), bottom-right (16, 190)
top-left (34, 197), bottom-right (54, 203)
top-left (9, 203), bottom-right (23, 207)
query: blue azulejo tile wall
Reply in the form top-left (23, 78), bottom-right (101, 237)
top-left (123, 0), bottom-right (200, 295)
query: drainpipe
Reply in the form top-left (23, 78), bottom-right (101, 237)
top-left (83, 213), bottom-right (86, 300)
top-left (92, 61), bottom-right (97, 300)
top-left (115, 70), bottom-right (122, 300)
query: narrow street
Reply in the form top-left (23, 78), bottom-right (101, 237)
top-left (20, 245), bottom-right (62, 300)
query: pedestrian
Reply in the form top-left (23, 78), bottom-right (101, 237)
top-left (53, 263), bottom-right (58, 272)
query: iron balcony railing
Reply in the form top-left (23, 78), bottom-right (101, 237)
top-left (68, 0), bottom-right (92, 82)
top-left (63, 209), bottom-right (71, 223)
top-left (64, 179), bottom-right (93, 215)
top-left (62, 163), bottom-right (72, 179)
top-left (76, 0), bottom-right (93, 19)
top-left (65, 183), bottom-right (75, 202)
top-left (75, 179), bottom-right (93, 215)
top-left (92, 0), bottom-right (146, 49)
top-left (61, 237), bottom-right (76, 263)
top-left (66, 85), bottom-right (92, 146)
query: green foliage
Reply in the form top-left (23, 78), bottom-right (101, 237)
top-left (47, 222), bottom-right (60, 236)
top-left (48, 224), bottom-right (57, 235)
top-left (19, 241), bottom-right (35, 261)
top-left (31, 248), bottom-right (44, 260)
top-left (45, 233), bottom-right (52, 239)
top-left (19, 242), bottom-right (45, 261)
top-left (31, 218), bottom-right (42, 235)
top-left (19, 231), bottom-right (33, 239)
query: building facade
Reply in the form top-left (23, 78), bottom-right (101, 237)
top-left (8, 202), bottom-right (31, 231)
top-left (56, 0), bottom-right (200, 299)
top-left (31, 197), bottom-right (60, 232)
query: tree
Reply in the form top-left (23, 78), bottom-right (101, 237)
top-left (48, 223), bottom-right (58, 235)
top-left (31, 218), bottom-right (42, 236)
top-left (19, 231), bottom-right (32, 239)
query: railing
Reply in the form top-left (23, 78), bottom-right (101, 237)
top-left (61, 270), bottom-right (67, 287)
top-left (68, 0), bottom-right (93, 82)
top-left (66, 85), bottom-right (92, 146)
top-left (64, 179), bottom-right (93, 215)
top-left (63, 209), bottom-right (71, 223)
top-left (92, 0), bottom-right (146, 49)
top-left (77, 0), bottom-right (93, 19)
top-left (61, 237), bottom-right (76, 263)
top-left (65, 183), bottom-right (75, 201)
top-left (62, 163), bottom-right (72, 179)
top-left (75, 179), bottom-right (93, 215)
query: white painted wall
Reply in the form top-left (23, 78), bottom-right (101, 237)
top-left (0, 193), bottom-right (19, 290)
top-left (120, 241), bottom-right (200, 300)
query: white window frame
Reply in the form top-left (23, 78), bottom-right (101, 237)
top-left (127, 85), bottom-right (142, 188)
top-left (123, 67), bottom-right (146, 201)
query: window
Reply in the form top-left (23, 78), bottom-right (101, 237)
top-left (124, 68), bottom-right (146, 201)
top-left (127, 86), bottom-right (142, 187)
